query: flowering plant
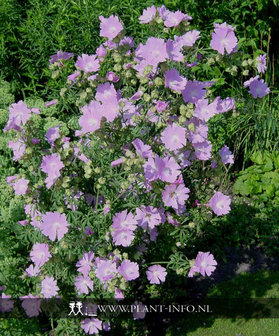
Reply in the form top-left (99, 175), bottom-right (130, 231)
top-left (2, 5), bottom-right (269, 334)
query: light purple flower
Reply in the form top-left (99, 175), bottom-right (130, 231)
top-left (75, 275), bottom-right (94, 295)
top-left (49, 50), bottom-right (73, 64)
top-left (132, 138), bottom-right (153, 158)
top-left (162, 183), bottom-right (190, 210)
top-left (210, 22), bottom-right (238, 55)
top-left (135, 206), bottom-right (165, 229)
top-left (182, 80), bottom-right (208, 103)
top-left (146, 265), bottom-right (167, 284)
top-left (248, 78), bottom-right (270, 98)
top-left (46, 125), bottom-right (60, 145)
top-left (137, 37), bottom-right (168, 68)
top-left (209, 191), bottom-right (231, 216)
top-left (112, 210), bottom-right (137, 231)
top-left (219, 145), bottom-right (234, 164)
top-left (175, 30), bottom-right (200, 48)
top-left (161, 123), bottom-right (186, 151)
top-left (20, 294), bottom-right (41, 317)
top-left (118, 260), bottom-right (139, 281)
top-left (75, 54), bottom-right (100, 73)
top-left (164, 10), bottom-right (191, 28)
top-left (165, 69), bottom-right (187, 92)
top-left (41, 276), bottom-right (59, 298)
top-left (193, 140), bottom-right (212, 161)
top-left (111, 229), bottom-right (135, 247)
top-left (67, 70), bottom-right (80, 82)
top-left (40, 154), bottom-right (64, 188)
top-left (256, 54), bottom-right (267, 74)
top-left (188, 251), bottom-right (217, 277)
top-left (30, 243), bottom-right (51, 267)
top-left (76, 252), bottom-right (95, 276)
top-left (12, 177), bottom-right (29, 195)
top-left (4, 101), bottom-right (31, 131)
top-left (40, 211), bottom-right (69, 241)
top-left (99, 15), bottom-right (123, 40)
top-left (155, 100), bottom-right (169, 112)
top-left (96, 45), bottom-right (107, 58)
top-left (106, 71), bottom-right (119, 82)
top-left (8, 139), bottom-right (26, 161)
top-left (0, 293), bottom-right (14, 313)
top-left (95, 259), bottom-right (117, 283)
top-left (25, 264), bottom-right (40, 277)
top-left (81, 318), bottom-right (102, 335)
top-left (194, 98), bottom-right (218, 122)
top-left (139, 5), bottom-right (156, 24)
top-left (144, 155), bottom-right (181, 183)
top-left (166, 39), bottom-right (184, 62)
top-left (111, 158), bottom-right (124, 167)
top-left (158, 5), bottom-right (170, 20)
top-left (45, 99), bottom-right (58, 107)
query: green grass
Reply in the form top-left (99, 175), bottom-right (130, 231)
top-left (166, 270), bottom-right (279, 335)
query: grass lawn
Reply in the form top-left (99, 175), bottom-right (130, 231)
top-left (166, 270), bottom-right (279, 335)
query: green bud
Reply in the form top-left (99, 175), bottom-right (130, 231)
top-left (188, 123), bottom-right (195, 132)
top-left (60, 88), bottom-right (67, 97)
top-left (154, 77), bottom-right (163, 86)
top-left (242, 60), bottom-right (248, 67)
top-left (143, 65), bottom-right (153, 76)
top-left (113, 64), bottom-right (122, 72)
top-left (125, 70), bottom-right (132, 78)
top-left (143, 93), bottom-right (151, 102)
top-left (242, 70), bottom-right (249, 76)
top-left (131, 79), bottom-right (137, 86)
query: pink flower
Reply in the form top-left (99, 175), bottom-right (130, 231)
top-left (95, 259), bottom-right (117, 283)
top-left (75, 275), bottom-right (94, 295)
top-left (40, 154), bottom-right (64, 189)
top-left (210, 22), bottom-right (238, 55)
top-left (194, 98), bottom-right (218, 122)
top-left (4, 101), bottom-right (31, 131)
top-left (137, 37), bottom-right (168, 68)
top-left (111, 158), bottom-right (124, 167)
top-left (175, 30), bottom-right (200, 48)
top-left (13, 177), bottom-right (29, 195)
top-left (161, 123), bottom-right (186, 151)
top-left (96, 45), bottom-right (107, 58)
top-left (46, 125), bottom-right (60, 145)
top-left (8, 139), bottom-right (26, 161)
top-left (49, 50), bottom-right (73, 64)
top-left (209, 191), bottom-right (231, 216)
top-left (20, 294), bottom-right (41, 317)
top-left (81, 318), bottom-right (102, 335)
top-left (76, 252), bottom-right (95, 276)
top-left (193, 140), bottom-right (212, 161)
top-left (75, 54), bottom-right (100, 73)
top-left (132, 138), bottom-right (153, 158)
top-left (0, 293), bottom-right (14, 313)
top-left (135, 206), bottom-right (165, 229)
top-left (112, 210), bottom-right (137, 231)
top-left (219, 145), bottom-right (234, 164)
top-left (25, 264), bottom-right (40, 277)
top-left (99, 15), bottom-right (123, 40)
top-left (139, 5), bottom-right (156, 24)
top-left (40, 211), bottom-right (69, 241)
top-left (41, 276), bottom-right (59, 298)
top-left (144, 155), bottom-right (181, 183)
top-left (162, 183), bottom-right (190, 210)
top-left (165, 68), bottom-right (187, 92)
top-left (182, 80), bottom-right (208, 103)
top-left (166, 39), bottom-right (184, 62)
top-left (146, 265), bottom-right (167, 284)
top-left (111, 229), bottom-right (135, 247)
top-left (188, 252), bottom-right (217, 277)
top-left (45, 99), bottom-right (58, 107)
top-left (118, 260), bottom-right (139, 281)
top-left (79, 101), bottom-right (103, 134)
top-left (106, 71), bottom-right (119, 82)
top-left (30, 243), bottom-right (51, 267)
top-left (164, 10), bottom-right (191, 28)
